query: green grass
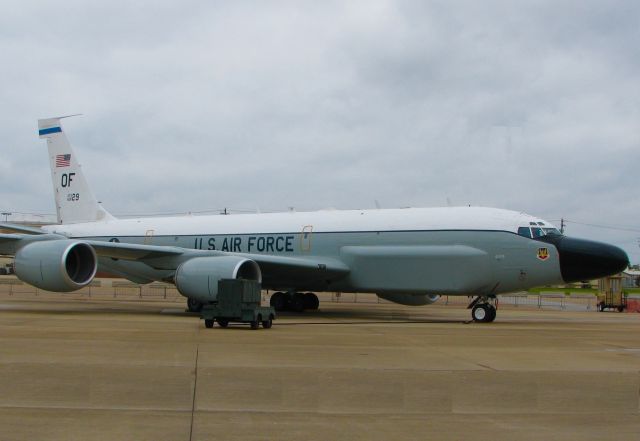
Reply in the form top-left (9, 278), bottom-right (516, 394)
top-left (527, 286), bottom-right (640, 295)
top-left (527, 286), bottom-right (597, 295)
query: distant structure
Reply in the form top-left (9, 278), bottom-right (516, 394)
top-left (0, 213), bottom-right (56, 227)
top-left (622, 268), bottom-right (640, 288)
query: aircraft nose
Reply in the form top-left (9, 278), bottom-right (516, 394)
top-left (551, 237), bottom-right (629, 283)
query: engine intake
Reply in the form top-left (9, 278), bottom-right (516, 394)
top-left (14, 240), bottom-right (97, 292)
top-left (175, 256), bottom-right (261, 302)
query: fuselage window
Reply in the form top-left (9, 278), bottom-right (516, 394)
top-left (518, 227), bottom-right (532, 238)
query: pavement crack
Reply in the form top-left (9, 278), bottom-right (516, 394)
top-left (477, 363), bottom-right (498, 371)
top-left (189, 344), bottom-right (199, 441)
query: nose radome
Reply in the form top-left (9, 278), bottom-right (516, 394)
top-left (548, 237), bottom-right (629, 283)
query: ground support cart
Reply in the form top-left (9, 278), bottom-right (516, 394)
top-left (200, 279), bottom-right (275, 329)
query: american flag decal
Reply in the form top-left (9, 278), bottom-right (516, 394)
top-left (56, 154), bottom-right (71, 167)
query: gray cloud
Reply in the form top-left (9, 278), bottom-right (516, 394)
top-left (1, 0), bottom-right (639, 262)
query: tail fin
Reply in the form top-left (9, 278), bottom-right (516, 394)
top-left (38, 116), bottom-right (114, 224)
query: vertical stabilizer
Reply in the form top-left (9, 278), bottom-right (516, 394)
top-left (38, 116), bottom-right (114, 224)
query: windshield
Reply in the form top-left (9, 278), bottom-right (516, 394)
top-left (518, 225), bottom-right (562, 239)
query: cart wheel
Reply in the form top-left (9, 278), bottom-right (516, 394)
top-left (262, 318), bottom-right (273, 329)
top-left (204, 319), bottom-right (214, 329)
top-left (250, 320), bottom-right (259, 330)
top-left (618, 305), bottom-right (624, 312)
top-left (217, 319), bottom-right (229, 328)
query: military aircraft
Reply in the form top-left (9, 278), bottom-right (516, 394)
top-left (0, 116), bottom-right (629, 322)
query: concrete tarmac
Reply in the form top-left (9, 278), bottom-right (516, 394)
top-left (0, 297), bottom-right (638, 441)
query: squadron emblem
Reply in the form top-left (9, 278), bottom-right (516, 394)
top-left (537, 247), bottom-right (549, 261)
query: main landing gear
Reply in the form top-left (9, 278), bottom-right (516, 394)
top-left (270, 291), bottom-right (320, 312)
top-left (468, 296), bottom-right (497, 323)
top-left (187, 298), bottom-right (204, 313)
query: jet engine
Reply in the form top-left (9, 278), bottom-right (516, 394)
top-left (14, 240), bottom-right (97, 292)
top-left (174, 256), bottom-right (262, 302)
top-left (376, 293), bottom-right (440, 306)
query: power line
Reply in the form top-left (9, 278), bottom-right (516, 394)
top-left (562, 219), bottom-right (640, 233)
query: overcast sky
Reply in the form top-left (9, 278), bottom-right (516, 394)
top-left (1, 0), bottom-right (639, 263)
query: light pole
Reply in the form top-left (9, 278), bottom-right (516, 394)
top-left (1, 212), bottom-right (11, 222)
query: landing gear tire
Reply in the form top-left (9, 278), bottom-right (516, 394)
top-left (290, 293), bottom-right (306, 312)
top-left (187, 298), bottom-right (204, 313)
top-left (472, 304), bottom-right (496, 323)
top-left (486, 304), bottom-right (496, 322)
top-left (217, 319), bottom-right (229, 328)
top-left (204, 319), bottom-right (214, 329)
top-left (303, 293), bottom-right (320, 310)
top-left (270, 292), bottom-right (287, 311)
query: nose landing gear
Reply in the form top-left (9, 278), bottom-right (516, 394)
top-left (468, 296), bottom-right (497, 323)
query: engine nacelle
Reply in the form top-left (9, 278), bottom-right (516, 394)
top-left (174, 256), bottom-right (262, 302)
top-left (14, 240), bottom-right (97, 292)
top-left (377, 292), bottom-right (440, 306)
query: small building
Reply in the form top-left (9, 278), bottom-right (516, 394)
top-left (622, 269), bottom-right (640, 289)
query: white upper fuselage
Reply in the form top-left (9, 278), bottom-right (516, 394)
top-left (43, 206), bottom-right (551, 238)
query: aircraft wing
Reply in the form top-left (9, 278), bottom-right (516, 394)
top-left (92, 240), bottom-right (349, 284)
top-left (1, 234), bottom-right (349, 286)
top-left (86, 240), bottom-right (348, 275)
top-left (0, 231), bottom-right (187, 260)
top-left (0, 223), bottom-right (45, 235)
top-left (0, 223), bottom-right (46, 254)
top-left (0, 233), bottom-right (27, 243)
top-left (85, 240), bottom-right (186, 260)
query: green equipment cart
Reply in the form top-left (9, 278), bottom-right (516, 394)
top-left (200, 279), bottom-right (275, 329)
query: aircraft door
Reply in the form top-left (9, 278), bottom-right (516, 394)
top-left (301, 225), bottom-right (313, 252)
top-left (144, 229), bottom-right (155, 245)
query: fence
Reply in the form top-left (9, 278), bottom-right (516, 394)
top-left (0, 277), bottom-right (184, 303)
top-left (1, 276), bottom-right (636, 312)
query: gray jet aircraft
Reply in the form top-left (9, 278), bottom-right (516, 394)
top-left (0, 117), bottom-right (629, 322)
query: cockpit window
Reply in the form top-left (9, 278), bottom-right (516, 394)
top-left (518, 227), bottom-right (532, 238)
top-left (518, 225), bottom-right (563, 238)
